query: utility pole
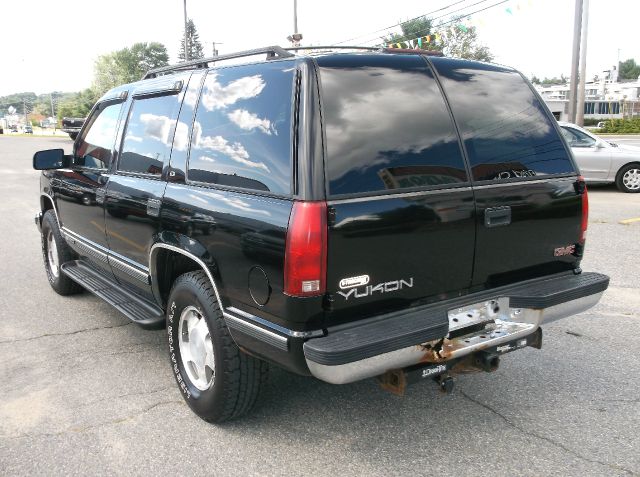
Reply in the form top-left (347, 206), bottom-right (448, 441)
top-left (576, 0), bottom-right (589, 126)
top-left (212, 41), bottom-right (223, 57)
top-left (287, 0), bottom-right (303, 47)
top-left (23, 99), bottom-right (28, 126)
top-left (568, 0), bottom-right (583, 124)
top-left (211, 41), bottom-right (223, 66)
top-left (183, 0), bottom-right (189, 61)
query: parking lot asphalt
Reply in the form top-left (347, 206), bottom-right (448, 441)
top-left (1, 136), bottom-right (639, 476)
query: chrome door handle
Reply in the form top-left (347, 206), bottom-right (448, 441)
top-left (146, 198), bottom-right (162, 217)
top-left (484, 206), bottom-right (511, 228)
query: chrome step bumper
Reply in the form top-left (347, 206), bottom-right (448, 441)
top-left (304, 272), bottom-right (608, 384)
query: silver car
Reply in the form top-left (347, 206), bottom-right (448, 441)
top-left (559, 122), bottom-right (640, 193)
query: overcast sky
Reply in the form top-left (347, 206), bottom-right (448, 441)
top-left (1, 0), bottom-right (638, 96)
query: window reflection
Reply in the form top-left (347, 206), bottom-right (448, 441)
top-left (431, 58), bottom-right (574, 181)
top-left (76, 102), bottom-right (123, 169)
top-left (119, 93), bottom-right (182, 175)
top-left (187, 62), bottom-right (294, 195)
top-left (317, 55), bottom-right (467, 196)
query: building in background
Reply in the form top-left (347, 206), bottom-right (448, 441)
top-left (537, 66), bottom-right (640, 121)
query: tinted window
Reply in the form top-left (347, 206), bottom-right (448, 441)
top-left (187, 62), bottom-right (295, 194)
top-left (119, 93), bottom-right (182, 175)
top-left (318, 55), bottom-right (467, 196)
top-left (75, 102), bottom-right (123, 169)
top-left (431, 57), bottom-right (575, 181)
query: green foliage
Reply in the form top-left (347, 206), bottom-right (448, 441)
top-left (0, 92), bottom-right (37, 116)
top-left (178, 19), bottom-right (205, 61)
top-left (600, 118), bottom-right (640, 133)
top-left (93, 42), bottom-right (169, 95)
top-left (383, 15), bottom-right (493, 62)
top-left (618, 58), bottom-right (640, 80)
top-left (56, 88), bottom-right (99, 121)
top-left (582, 118), bottom-right (601, 126)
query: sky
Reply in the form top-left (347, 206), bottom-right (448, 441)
top-left (1, 0), bottom-right (638, 97)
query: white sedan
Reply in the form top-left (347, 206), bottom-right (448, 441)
top-left (559, 122), bottom-right (640, 193)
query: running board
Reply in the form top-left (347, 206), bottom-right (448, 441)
top-left (61, 260), bottom-right (165, 330)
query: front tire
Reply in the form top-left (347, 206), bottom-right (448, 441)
top-left (616, 164), bottom-right (640, 193)
top-left (166, 270), bottom-right (268, 422)
top-left (40, 210), bottom-right (83, 295)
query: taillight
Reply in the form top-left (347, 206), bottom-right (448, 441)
top-left (578, 175), bottom-right (588, 243)
top-left (284, 201), bottom-right (327, 297)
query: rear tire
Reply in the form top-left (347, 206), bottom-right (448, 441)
top-left (40, 210), bottom-right (83, 295)
top-left (616, 164), bottom-right (640, 193)
top-left (166, 270), bottom-right (268, 422)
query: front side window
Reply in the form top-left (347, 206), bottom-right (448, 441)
top-left (561, 126), bottom-right (596, 148)
top-left (318, 55), bottom-right (467, 197)
top-left (432, 57), bottom-right (575, 182)
top-left (75, 102), bottom-right (123, 169)
top-left (187, 61), bottom-right (295, 194)
top-left (118, 93), bottom-right (183, 175)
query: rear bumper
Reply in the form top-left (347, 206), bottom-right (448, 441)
top-left (304, 271), bottom-right (609, 384)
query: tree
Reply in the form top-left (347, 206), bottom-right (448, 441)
top-left (56, 88), bottom-right (99, 121)
top-left (178, 19), bottom-right (205, 62)
top-left (383, 15), bottom-right (493, 62)
top-left (619, 58), bottom-right (640, 80)
top-left (93, 42), bottom-right (169, 95)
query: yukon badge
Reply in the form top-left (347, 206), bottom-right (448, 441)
top-left (337, 276), bottom-right (414, 300)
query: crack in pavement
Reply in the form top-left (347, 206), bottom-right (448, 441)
top-left (0, 399), bottom-right (184, 441)
top-left (78, 386), bottom-right (175, 408)
top-left (459, 391), bottom-right (637, 476)
top-left (0, 322), bottom-right (133, 345)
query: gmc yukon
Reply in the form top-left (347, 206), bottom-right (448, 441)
top-left (33, 46), bottom-right (609, 422)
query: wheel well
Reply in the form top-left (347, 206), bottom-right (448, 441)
top-left (617, 162), bottom-right (640, 179)
top-left (41, 195), bottom-right (54, 213)
top-left (153, 249), bottom-right (204, 308)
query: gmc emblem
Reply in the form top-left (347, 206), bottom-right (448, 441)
top-left (554, 245), bottom-right (576, 257)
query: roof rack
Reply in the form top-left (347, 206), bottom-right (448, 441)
top-left (283, 45), bottom-right (382, 52)
top-left (142, 45), bottom-right (294, 80)
top-left (142, 45), bottom-right (444, 80)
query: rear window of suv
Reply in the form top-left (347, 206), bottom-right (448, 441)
top-left (317, 54), bottom-right (468, 197)
top-left (431, 57), bottom-right (575, 182)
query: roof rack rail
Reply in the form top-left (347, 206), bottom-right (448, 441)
top-left (284, 45), bottom-right (443, 56)
top-left (283, 45), bottom-right (382, 52)
top-left (142, 45), bottom-right (295, 80)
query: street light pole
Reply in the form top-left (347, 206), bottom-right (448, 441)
top-left (568, 0), bottom-right (583, 124)
top-left (183, 0), bottom-right (189, 61)
top-left (293, 0), bottom-right (298, 36)
top-left (287, 0), bottom-right (303, 47)
top-left (576, 0), bottom-right (589, 126)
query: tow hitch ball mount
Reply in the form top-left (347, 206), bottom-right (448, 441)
top-left (378, 328), bottom-right (543, 396)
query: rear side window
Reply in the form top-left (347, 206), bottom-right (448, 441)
top-left (76, 102), bottom-right (123, 169)
top-left (119, 92), bottom-right (183, 175)
top-left (431, 57), bottom-right (575, 182)
top-left (187, 61), bottom-right (295, 195)
top-left (317, 55), bottom-right (467, 197)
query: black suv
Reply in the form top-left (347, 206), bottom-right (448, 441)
top-left (34, 46), bottom-right (609, 422)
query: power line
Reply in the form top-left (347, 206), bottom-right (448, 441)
top-left (334, 0), bottom-right (470, 45)
top-left (362, 0), bottom-right (510, 47)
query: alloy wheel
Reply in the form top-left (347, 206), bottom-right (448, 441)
top-left (178, 306), bottom-right (215, 391)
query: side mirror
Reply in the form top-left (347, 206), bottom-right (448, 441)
top-left (33, 149), bottom-right (71, 170)
top-left (595, 141), bottom-right (606, 149)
